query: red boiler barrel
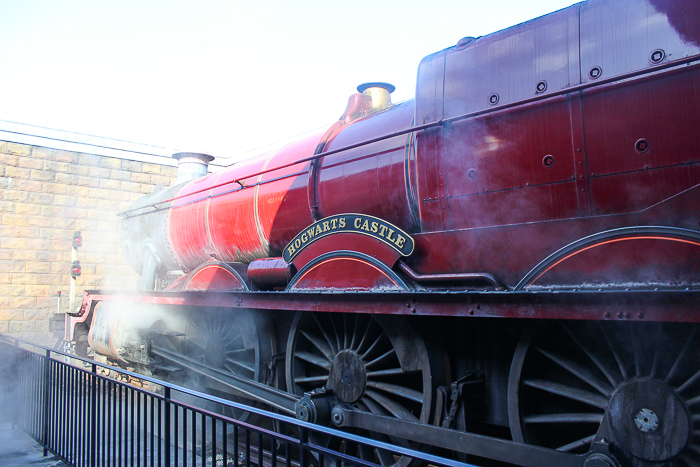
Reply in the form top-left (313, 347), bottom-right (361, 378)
top-left (121, 90), bottom-right (416, 276)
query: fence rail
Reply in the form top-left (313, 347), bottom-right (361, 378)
top-left (0, 335), bottom-right (470, 467)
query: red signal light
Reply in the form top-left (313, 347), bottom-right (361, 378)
top-left (72, 231), bottom-right (82, 249)
top-left (71, 261), bottom-right (81, 278)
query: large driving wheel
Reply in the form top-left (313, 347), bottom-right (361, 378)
top-left (182, 309), bottom-right (273, 422)
top-left (286, 312), bottom-right (436, 467)
top-left (509, 321), bottom-right (700, 466)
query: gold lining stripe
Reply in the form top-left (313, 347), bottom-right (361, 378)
top-left (206, 170), bottom-right (229, 261)
top-left (254, 153), bottom-right (276, 254)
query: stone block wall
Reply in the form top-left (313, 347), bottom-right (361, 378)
top-left (0, 140), bottom-right (178, 343)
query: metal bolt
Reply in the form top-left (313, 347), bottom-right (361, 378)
top-left (331, 407), bottom-right (344, 425)
top-left (650, 49), bottom-right (665, 63)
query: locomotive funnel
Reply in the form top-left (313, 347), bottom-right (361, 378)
top-left (172, 152), bottom-right (214, 183)
top-left (357, 82), bottom-right (394, 112)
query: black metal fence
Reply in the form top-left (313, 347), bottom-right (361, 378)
top-left (0, 335), bottom-right (470, 467)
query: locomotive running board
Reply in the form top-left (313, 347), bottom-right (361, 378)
top-left (76, 288), bottom-right (700, 323)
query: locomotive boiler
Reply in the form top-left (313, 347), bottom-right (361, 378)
top-left (67, 0), bottom-right (700, 466)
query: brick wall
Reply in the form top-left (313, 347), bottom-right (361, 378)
top-left (0, 140), bottom-right (178, 343)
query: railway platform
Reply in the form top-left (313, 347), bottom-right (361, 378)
top-left (0, 422), bottom-right (68, 467)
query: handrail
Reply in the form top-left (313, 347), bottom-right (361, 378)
top-left (0, 333), bottom-right (471, 467)
top-left (118, 56), bottom-right (700, 218)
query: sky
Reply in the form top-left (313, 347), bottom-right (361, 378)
top-left (0, 0), bottom-right (578, 163)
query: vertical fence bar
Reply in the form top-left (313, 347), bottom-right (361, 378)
top-left (119, 383), bottom-right (124, 467)
top-left (191, 409), bottom-right (196, 467)
top-left (233, 424), bottom-right (239, 467)
top-left (42, 349), bottom-right (50, 456)
top-left (91, 364), bottom-right (97, 467)
top-left (150, 394), bottom-right (155, 467)
top-left (137, 390), bottom-right (142, 467)
top-left (222, 420), bottom-right (227, 467)
top-left (103, 378), bottom-right (108, 467)
top-left (299, 427), bottom-right (308, 467)
top-left (285, 438), bottom-right (291, 467)
top-left (182, 408), bottom-right (187, 467)
top-left (174, 402), bottom-right (179, 467)
top-left (245, 428), bottom-right (251, 467)
top-left (211, 416), bottom-right (216, 467)
top-left (81, 366), bottom-right (86, 467)
top-left (130, 388), bottom-right (135, 467)
top-left (164, 387), bottom-right (171, 467)
top-left (157, 397), bottom-right (162, 466)
top-left (113, 381), bottom-right (118, 467)
top-left (271, 432), bottom-right (277, 467)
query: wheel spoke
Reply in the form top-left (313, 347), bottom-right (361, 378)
top-left (221, 322), bottom-right (236, 341)
top-left (365, 390), bottom-right (419, 421)
top-left (350, 315), bottom-right (361, 351)
top-left (367, 368), bottom-right (405, 378)
top-left (523, 379), bottom-right (608, 409)
top-left (342, 314), bottom-right (349, 350)
top-left (361, 396), bottom-right (413, 453)
top-left (534, 347), bottom-right (613, 396)
top-left (294, 350), bottom-right (332, 370)
top-left (366, 381), bottom-right (423, 403)
top-left (679, 453), bottom-right (697, 467)
top-left (225, 347), bottom-right (252, 356)
top-left (678, 368), bottom-right (700, 395)
top-left (556, 434), bottom-right (595, 452)
top-left (362, 332), bottom-right (387, 361)
top-left (523, 413), bottom-right (603, 424)
top-left (355, 318), bottom-right (375, 354)
top-left (300, 330), bottom-right (335, 362)
top-left (364, 349), bottom-right (396, 370)
top-left (628, 326), bottom-right (642, 377)
top-left (294, 375), bottom-right (329, 385)
top-left (375, 446), bottom-right (397, 467)
top-left (561, 322), bottom-right (619, 387)
top-left (600, 324), bottom-right (628, 383)
top-left (666, 328), bottom-right (698, 385)
top-left (328, 314), bottom-right (342, 354)
top-left (288, 312), bottom-right (430, 467)
top-left (224, 359), bottom-right (255, 374)
top-left (312, 313), bottom-right (338, 356)
top-left (187, 336), bottom-right (206, 352)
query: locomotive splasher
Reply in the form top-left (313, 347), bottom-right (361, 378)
top-left (68, 1), bottom-right (700, 466)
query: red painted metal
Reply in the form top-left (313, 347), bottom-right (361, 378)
top-left (180, 262), bottom-right (248, 292)
top-left (75, 289), bottom-right (700, 323)
top-left (114, 0), bottom-right (700, 319)
top-left (288, 255), bottom-right (406, 291)
top-left (247, 258), bottom-right (292, 288)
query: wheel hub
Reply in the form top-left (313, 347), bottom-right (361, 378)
top-left (607, 378), bottom-right (690, 462)
top-left (328, 350), bottom-right (366, 404)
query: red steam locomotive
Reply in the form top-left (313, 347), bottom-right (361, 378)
top-left (67, 0), bottom-right (700, 465)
